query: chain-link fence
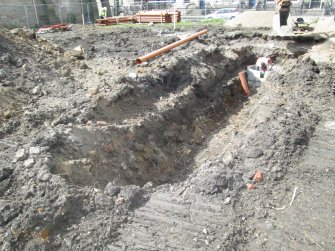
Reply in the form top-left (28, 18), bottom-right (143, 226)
top-left (0, 0), bottom-right (333, 28)
top-left (0, 2), bottom-right (99, 28)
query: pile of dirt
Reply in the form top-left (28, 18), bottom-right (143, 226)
top-left (225, 11), bottom-right (274, 28)
top-left (0, 24), bottom-right (334, 251)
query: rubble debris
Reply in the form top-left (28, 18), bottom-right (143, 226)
top-left (37, 24), bottom-right (72, 34)
top-left (128, 72), bottom-right (137, 79)
top-left (3, 110), bottom-right (12, 119)
top-left (14, 149), bottom-right (27, 162)
top-left (203, 228), bottom-right (209, 235)
top-left (253, 171), bottom-right (264, 182)
top-left (224, 197), bottom-right (231, 205)
top-left (64, 45), bottom-right (85, 59)
top-left (96, 121), bottom-right (107, 127)
top-left (29, 147), bottom-right (41, 155)
top-left (115, 197), bottom-right (125, 206)
top-left (23, 158), bottom-right (35, 168)
top-left (246, 171), bottom-right (264, 190)
top-left (10, 28), bottom-right (35, 39)
top-left (32, 86), bottom-right (41, 95)
top-left (40, 228), bottom-right (49, 240)
top-left (246, 181), bottom-right (256, 191)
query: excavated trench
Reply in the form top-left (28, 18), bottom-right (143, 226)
top-left (50, 39), bottom-right (289, 189)
top-left (1, 25), bottom-right (334, 251)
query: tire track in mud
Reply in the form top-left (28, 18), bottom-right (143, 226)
top-left (104, 55), bottom-right (333, 251)
top-left (250, 110), bottom-right (335, 251)
top-left (110, 118), bottom-right (334, 251)
top-left (109, 192), bottom-right (233, 250)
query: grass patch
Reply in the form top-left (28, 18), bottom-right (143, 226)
top-left (99, 18), bottom-right (225, 30)
top-left (201, 18), bottom-right (225, 25)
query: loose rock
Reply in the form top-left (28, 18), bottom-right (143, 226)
top-left (29, 147), bottom-right (41, 155)
top-left (3, 110), bottom-right (12, 119)
top-left (224, 197), bottom-right (231, 205)
top-left (24, 158), bottom-right (35, 168)
top-left (14, 149), bottom-right (27, 162)
top-left (32, 86), bottom-right (41, 95)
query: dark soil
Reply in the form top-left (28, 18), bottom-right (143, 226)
top-left (0, 24), bottom-right (334, 251)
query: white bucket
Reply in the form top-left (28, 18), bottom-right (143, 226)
top-left (247, 65), bottom-right (271, 86)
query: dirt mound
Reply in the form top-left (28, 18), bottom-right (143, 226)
top-left (225, 11), bottom-right (274, 28)
top-left (0, 25), bottom-right (334, 251)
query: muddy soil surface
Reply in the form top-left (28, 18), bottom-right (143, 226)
top-left (0, 24), bottom-right (334, 251)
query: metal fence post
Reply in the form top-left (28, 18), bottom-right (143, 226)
top-left (24, 5), bottom-right (30, 28)
top-left (174, 6), bottom-right (176, 30)
top-left (80, 0), bottom-right (85, 25)
top-left (87, 3), bottom-right (91, 24)
top-left (32, 0), bottom-right (40, 27)
top-left (59, 5), bottom-right (63, 23)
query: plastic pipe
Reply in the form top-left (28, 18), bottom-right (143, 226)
top-left (239, 70), bottom-right (250, 96)
top-left (135, 29), bottom-right (208, 64)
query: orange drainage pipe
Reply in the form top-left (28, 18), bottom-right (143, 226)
top-left (135, 29), bottom-right (208, 64)
top-left (239, 70), bottom-right (250, 96)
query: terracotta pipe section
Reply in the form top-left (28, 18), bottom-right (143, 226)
top-left (135, 29), bottom-right (208, 64)
top-left (239, 70), bottom-right (250, 96)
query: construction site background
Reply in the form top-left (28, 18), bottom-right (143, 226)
top-left (0, 0), bottom-right (334, 28)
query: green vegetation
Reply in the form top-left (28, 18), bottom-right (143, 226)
top-left (3, 21), bottom-right (21, 29)
top-left (99, 18), bottom-right (225, 30)
top-left (201, 18), bottom-right (225, 25)
top-left (67, 13), bottom-right (77, 24)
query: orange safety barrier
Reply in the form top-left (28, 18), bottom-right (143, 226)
top-left (239, 71), bottom-right (250, 96)
top-left (135, 29), bottom-right (208, 64)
